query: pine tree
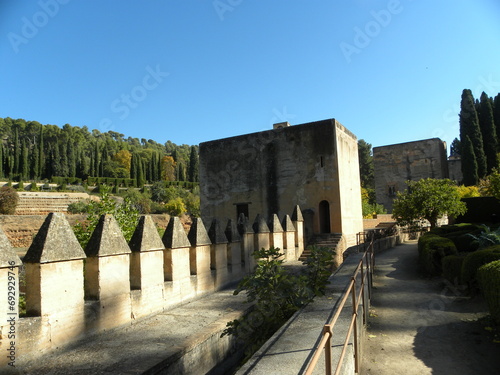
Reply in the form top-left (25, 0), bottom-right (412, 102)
top-left (20, 140), bottom-right (29, 180)
top-left (38, 125), bottom-right (44, 179)
top-left (461, 136), bottom-right (478, 186)
top-left (13, 126), bottom-right (20, 177)
top-left (450, 138), bottom-right (461, 156)
top-left (478, 92), bottom-right (498, 174)
top-left (460, 89), bottom-right (487, 179)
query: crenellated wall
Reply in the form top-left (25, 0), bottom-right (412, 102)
top-left (0, 206), bottom-right (305, 367)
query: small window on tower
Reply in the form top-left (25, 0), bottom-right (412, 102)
top-left (320, 156), bottom-right (324, 168)
top-left (388, 185), bottom-right (396, 197)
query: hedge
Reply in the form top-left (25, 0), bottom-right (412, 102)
top-left (461, 245), bottom-right (500, 287)
top-left (442, 254), bottom-right (467, 285)
top-left (477, 260), bottom-right (500, 324)
top-left (418, 234), bottom-right (457, 275)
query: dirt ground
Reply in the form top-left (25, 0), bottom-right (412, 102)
top-left (361, 241), bottom-right (500, 375)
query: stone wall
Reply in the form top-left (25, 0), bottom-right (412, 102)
top-left (199, 118), bottom-right (363, 247)
top-left (373, 138), bottom-right (448, 212)
top-left (0, 207), bottom-right (305, 367)
top-left (14, 192), bottom-right (93, 215)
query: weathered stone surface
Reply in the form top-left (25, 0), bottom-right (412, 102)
top-left (291, 205), bottom-right (303, 222)
top-left (208, 219), bottom-right (228, 244)
top-left (224, 219), bottom-right (241, 243)
top-left (237, 213), bottom-right (253, 235)
top-left (24, 213), bottom-right (86, 263)
top-left (0, 226), bottom-right (21, 267)
top-left (85, 214), bottom-right (131, 257)
top-left (373, 138), bottom-right (448, 212)
top-left (253, 214), bottom-right (270, 234)
top-left (129, 215), bottom-right (165, 252)
top-left (163, 217), bottom-right (191, 249)
top-left (188, 217), bottom-right (212, 246)
top-left (268, 214), bottom-right (284, 233)
top-left (281, 215), bottom-right (295, 232)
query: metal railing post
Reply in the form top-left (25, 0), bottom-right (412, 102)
top-left (324, 324), bottom-right (333, 375)
top-left (351, 276), bottom-right (359, 374)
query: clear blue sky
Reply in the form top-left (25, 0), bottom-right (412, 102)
top-left (2, 0), bottom-right (500, 151)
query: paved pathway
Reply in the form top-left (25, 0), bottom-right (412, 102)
top-left (361, 241), bottom-right (500, 375)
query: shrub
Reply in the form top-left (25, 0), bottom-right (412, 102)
top-left (442, 254), bottom-right (467, 285)
top-left (477, 260), bottom-right (500, 324)
top-left (29, 183), bottom-right (39, 192)
top-left (165, 197), bottom-right (186, 217)
top-left (0, 186), bottom-right (19, 214)
top-left (418, 233), bottom-right (457, 275)
top-left (67, 200), bottom-right (90, 214)
top-left (466, 225), bottom-right (500, 250)
top-left (461, 245), bottom-right (500, 288)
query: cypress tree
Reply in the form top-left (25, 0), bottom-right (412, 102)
top-left (20, 140), bottom-right (29, 180)
top-left (13, 126), bottom-right (20, 177)
top-left (38, 125), bottom-right (44, 179)
top-left (188, 146), bottom-right (199, 182)
top-left (0, 144), bottom-right (3, 179)
top-left (459, 89), bottom-right (487, 179)
top-left (493, 93), bottom-right (500, 149)
top-left (478, 92), bottom-right (498, 174)
top-left (461, 136), bottom-right (478, 186)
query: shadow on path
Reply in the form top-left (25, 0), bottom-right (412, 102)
top-left (361, 241), bottom-right (500, 375)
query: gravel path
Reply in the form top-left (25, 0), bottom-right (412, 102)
top-left (361, 241), bottom-right (500, 375)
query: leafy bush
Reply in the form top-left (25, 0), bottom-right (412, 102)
top-left (442, 254), bottom-right (467, 285)
top-left (477, 260), bottom-right (500, 324)
top-left (67, 200), bottom-right (90, 214)
top-left (0, 186), bottom-right (19, 214)
top-left (121, 188), bottom-right (152, 214)
top-left (466, 225), bottom-right (500, 250)
top-left (222, 246), bottom-right (335, 358)
top-left (165, 197), bottom-right (186, 216)
top-left (29, 183), bottom-right (39, 192)
top-left (461, 245), bottom-right (500, 288)
top-left (72, 186), bottom-right (139, 248)
top-left (418, 233), bottom-right (457, 275)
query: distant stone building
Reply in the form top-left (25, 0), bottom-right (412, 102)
top-left (199, 119), bottom-right (363, 247)
top-left (447, 154), bottom-right (463, 183)
top-left (373, 138), bottom-right (449, 212)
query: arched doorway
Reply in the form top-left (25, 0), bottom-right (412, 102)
top-left (319, 200), bottom-right (331, 234)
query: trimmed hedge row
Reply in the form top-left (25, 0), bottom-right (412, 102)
top-left (461, 245), bottom-right (500, 287)
top-left (478, 260), bottom-right (500, 324)
top-left (418, 234), bottom-right (457, 275)
top-left (442, 254), bottom-right (467, 284)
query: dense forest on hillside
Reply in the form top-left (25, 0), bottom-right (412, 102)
top-left (0, 117), bottom-right (199, 186)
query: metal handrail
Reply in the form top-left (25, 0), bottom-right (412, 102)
top-left (304, 239), bottom-right (374, 375)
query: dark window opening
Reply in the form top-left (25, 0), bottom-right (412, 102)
top-left (319, 200), bottom-right (331, 234)
top-left (235, 203), bottom-right (250, 221)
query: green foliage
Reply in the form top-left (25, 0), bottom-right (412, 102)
top-left (478, 91), bottom-right (498, 174)
top-left (461, 245), bottom-right (500, 287)
top-left (67, 200), bottom-right (90, 214)
top-left (418, 233), bottom-right (458, 275)
top-left (0, 186), bottom-right (19, 214)
top-left (165, 197), bottom-right (186, 216)
top-left (222, 246), bottom-right (335, 357)
top-left (442, 254), bottom-right (467, 285)
top-left (72, 186), bottom-right (139, 248)
top-left (460, 89), bottom-right (487, 180)
top-left (121, 188), bottom-right (152, 214)
top-left (477, 260), bottom-right (500, 324)
top-left (466, 225), bottom-right (500, 250)
top-left (392, 178), bottom-right (467, 228)
top-left (358, 139), bottom-right (374, 189)
top-left (480, 168), bottom-right (500, 200)
top-left (0, 117), bottom-right (197, 184)
top-left (29, 182), bottom-right (39, 191)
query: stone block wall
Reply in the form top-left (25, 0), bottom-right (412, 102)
top-left (0, 207), bottom-right (305, 367)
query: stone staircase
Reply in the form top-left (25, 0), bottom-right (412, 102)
top-left (299, 233), bottom-right (342, 261)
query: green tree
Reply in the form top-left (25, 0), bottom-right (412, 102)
top-left (461, 136), bottom-right (479, 186)
top-left (358, 139), bottom-right (374, 189)
top-left (478, 92), bottom-right (498, 174)
top-left (450, 138), bottom-right (461, 156)
top-left (479, 168), bottom-right (500, 200)
top-left (188, 146), bottom-right (199, 182)
top-left (493, 93), bottom-right (500, 148)
top-left (460, 89), bottom-right (487, 179)
top-left (392, 178), bottom-right (467, 228)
